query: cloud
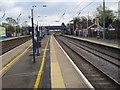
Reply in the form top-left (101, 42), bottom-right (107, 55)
top-left (1, 0), bottom-right (119, 26)
top-left (0, 0), bottom-right (83, 3)
top-left (0, 0), bottom-right (16, 9)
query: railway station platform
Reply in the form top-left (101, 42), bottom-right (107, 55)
top-left (1, 35), bottom-right (51, 88)
top-left (64, 35), bottom-right (119, 49)
top-left (1, 34), bottom-right (91, 89)
top-left (50, 35), bottom-right (89, 88)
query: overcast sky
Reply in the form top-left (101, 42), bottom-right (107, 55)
top-left (0, 0), bottom-right (119, 26)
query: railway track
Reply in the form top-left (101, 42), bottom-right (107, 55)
top-left (0, 35), bottom-right (31, 55)
top-left (55, 35), bottom-right (120, 89)
top-left (63, 36), bottom-right (120, 67)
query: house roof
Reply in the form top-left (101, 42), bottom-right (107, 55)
top-left (87, 23), bottom-right (103, 29)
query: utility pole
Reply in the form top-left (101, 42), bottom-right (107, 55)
top-left (16, 18), bottom-right (18, 36)
top-left (16, 13), bottom-right (21, 36)
top-left (103, 0), bottom-right (105, 39)
top-left (118, 1), bottom-right (120, 21)
top-left (31, 9), bottom-right (36, 63)
top-left (87, 12), bottom-right (89, 28)
top-left (73, 17), bottom-right (75, 35)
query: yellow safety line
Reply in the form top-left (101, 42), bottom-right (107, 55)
top-left (33, 39), bottom-right (49, 90)
top-left (0, 44), bottom-right (32, 73)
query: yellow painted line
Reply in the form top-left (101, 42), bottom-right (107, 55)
top-left (50, 36), bottom-right (65, 88)
top-left (0, 44), bottom-right (32, 73)
top-left (33, 38), bottom-right (49, 90)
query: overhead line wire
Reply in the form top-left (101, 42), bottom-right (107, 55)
top-left (75, 0), bottom-right (95, 17)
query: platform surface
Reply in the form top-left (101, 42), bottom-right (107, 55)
top-left (1, 34), bottom-right (90, 89)
top-left (2, 35), bottom-right (51, 88)
top-left (50, 35), bottom-right (88, 88)
top-left (64, 35), bottom-right (119, 49)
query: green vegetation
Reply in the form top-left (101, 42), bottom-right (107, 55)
top-left (6, 17), bottom-right (17, 26)
top-left (1, 17), bottom-right (18, 37)
top-left (96, 5), bottom-right (116, 28)
top-left (69, 5), bottom-right (119, 29)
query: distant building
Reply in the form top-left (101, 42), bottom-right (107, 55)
top-left (87, 23), bottom-right (103, 37)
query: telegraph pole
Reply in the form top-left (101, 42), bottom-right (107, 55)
top-left (31, 9), bottom-right (36, 63)
top-left (103, 0), bottom-right (105, 39)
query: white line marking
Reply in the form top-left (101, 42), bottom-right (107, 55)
top-left (54, 36), bottom-right (95, 89)
top-left (42, 49), bottom-right (49, 51)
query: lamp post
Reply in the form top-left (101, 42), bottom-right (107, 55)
top-left (38, 16), bottom-right (42, 38)
top-left (42, 4), bottom-right (47, 26)
top-left (31, 5), bottom-right (36, 63)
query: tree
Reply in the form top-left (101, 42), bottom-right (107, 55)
top-left (2, 23), bottom-right (15, 37)
top-left (96, 5), bottom-right (116, 28)
top-left (6, 17), bottom-right (17, 36)
top-left (73, 17), bottom-right (81, 24)
top-left (72, 17), bottom-right (80, 30)
top-left (80, 16), bottom-right (87, 22)
top-left (73, 16), bottom-right (93, 29)
top-left (6, 17), bottom-right (17, 26)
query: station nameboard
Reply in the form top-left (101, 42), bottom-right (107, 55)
top-left (0, 27), bottom-right (6, 39)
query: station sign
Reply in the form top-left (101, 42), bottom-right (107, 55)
top-left (0, 27), bottom-right (6, 39)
